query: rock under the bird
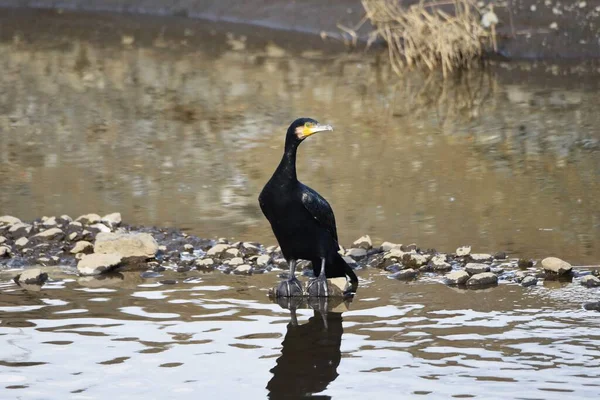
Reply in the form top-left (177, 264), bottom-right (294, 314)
top-left (466, 272), bottom-right (498, 287)
top-left (353, 235), bottom-right (372, 250)
top-left (521, 276), bottom-right (538, 287)
top-left (77, 253), bottom-right (123, 275)
top-left (580, 275), bottom-right (600, 288)
top-left (541, 257), bottom-right (572, 275)
top-left (444, 270), bottom-right (470, 285)
top-left (465, 263), bottom-right (491, 275)
top-left (456, 246), bottom-right (471, 256)
top-left (94, 232), bottom-right (158, 259)
top-left (14, 268), bottom-right (48, 285)
top-left (70, 240), bottom-right (94, 254)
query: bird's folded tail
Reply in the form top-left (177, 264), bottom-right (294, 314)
top-left (334, 252), bottom-right (358, 284)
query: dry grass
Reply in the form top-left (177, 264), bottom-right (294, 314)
top-left (362, 0), bottom-right (491, 77)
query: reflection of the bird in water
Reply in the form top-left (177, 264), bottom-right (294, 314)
top-left (267, 297), bottom-right (351, 399)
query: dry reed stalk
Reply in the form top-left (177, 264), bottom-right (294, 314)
top-left (362, 0), bottom-right (490, 77)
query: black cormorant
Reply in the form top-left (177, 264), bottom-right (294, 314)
top-left (258, 117), bottom-right (358, 297)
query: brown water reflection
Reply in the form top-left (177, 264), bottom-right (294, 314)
top-left (0, 11), bottom-right (599, 265)
top-left (1, 269), bottom-right (600, 398)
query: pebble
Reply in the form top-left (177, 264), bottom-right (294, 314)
top-left (15, 237), bottom-right (29, 247)
top-left (466, 272), bottom-right (498, 287)
top-left (77, 253), bottom-right (123, 275)
top-left (70, 240), bottom-right (94, 254)
top-left (521, 276), bottom-right (538, 287)
top-left (346, 248), bottom-right (367, 259)
top-left (14, 268), bottom-right (48, 285)
top-left (465, 263), bottom-right (491, 275)
top-left (580, 275), bottom-right (600, 288)
top-left (389, 268), bottom-right (417, 280)
top-left (0, 215), bottom-right (21, 225)
top-left (94, 232), bottom-right (158, 258)
top-left (445, 270), bottom-right (470, 285)
top-left (234, 264), bottom-right (252, 275)
top-left (353, 235), bottom-right (372, 250)
top-left (256, 254), bottom-right (271, 267)
top-left (541, 257), bottom-right (572, 275)
top-left (456, 246), bottom-right (471, 256)
top-left (32, 227), bottom-right (64, 240)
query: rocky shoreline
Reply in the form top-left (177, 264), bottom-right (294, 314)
top-left (2, 214), bottom-right (599, 300)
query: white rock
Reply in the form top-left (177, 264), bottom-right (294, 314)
top-left (42, 216), bottom-right (57, 227)
top-left (430, 254), bottom-right (452, 271)
top-left (70, 240), bottom-right (94, 254)
top-left (183, 244), bottom-right (194, 251)
top-left (68, 232), bottom-right (78, 241)
top-left (346, 248), bottom-right (367, 259)
top-left (406, 253), bottom-right (429, 266)
top-left (465, 263), bottom-right (491, 275)
top-left (9, 222), bottom-right (32, 235)
top-left (94, 232), bottom-right (158, 258)
top-left (69, 221), bottom-right (83, 228)
top-left (224, 248), bottom-right (240, 259)
top-left (15, 237), bottom-right (29, 247)
top-left (206, 244), bottom-right (230, 257)
top-left (0, 246), bottom-right (11, 256)
top-left (75, 213), bottom-right (102, 224)
top-left (469, 253), bottom-right (493, 262)
top-left (0, 236), bottom-right (6, 244)
top-left (242, 242), bottom-right (260, 256)
top-left (15, 268), bottom-right (48, 285)
top-left (353, 235), bottom-right (372, 250)
top-left (0, 215), bottom-right (21, 225)
top-left (466, 272), bottom-right (498, 287)
top-left (229, 257), bottom-right (244, 266)
top-left (196, 258), bottom-right (215, 267)
top-left (32, 227), bottom-right (64, 240)
top-left (381, 241), bottom-right (402, 252)
top-left (256, 254), bottom-right (271, 267)
top-left (456, 246), bottom-right (471, 256)
top-left (101, 212), bottom-right (122, 226)
top-left (234, 264), bottom-right (252, 274)
top-left (445, 270), bottom-right (470, 285)
top-left (77, 253), bottom-right (123, 276)
top-left (580, 275), bottom-right (600, 288)
top-left (384, 248), bottom-right (406, 260)
top-left (541, 257), bottom-right (572, 275)
top-left (158, 245), bottom-right (167, 252)
top-left (90, 223), bottom-right (111, 233)
top-left (60, 214), bottom-right (73, 222)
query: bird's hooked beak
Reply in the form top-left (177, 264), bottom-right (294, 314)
top-left (296, 123), bottom-right (333, 139)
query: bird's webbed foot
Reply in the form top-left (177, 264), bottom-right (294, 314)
top-left (275, 277), bottom-right (304, 298)
top-left (306, 273), bottom-right (330, 297)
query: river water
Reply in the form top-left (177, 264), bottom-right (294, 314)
top-left (1, 9), bottom-right (600, 399)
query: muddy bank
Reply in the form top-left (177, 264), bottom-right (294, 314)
top-left (1, 0), bottom-right (600, 59)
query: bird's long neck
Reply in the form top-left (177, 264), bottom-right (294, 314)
top-left (273, 138), bottom-right (299, 184)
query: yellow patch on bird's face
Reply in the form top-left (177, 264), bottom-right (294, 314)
top-left (295, 122), bottom-right (333, 139)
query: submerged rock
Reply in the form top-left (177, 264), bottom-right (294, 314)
top-left (465, 263), bottom-right (491, 275)
top-left (77, 253), bottom-right (123, 275)
top-left (518, 259), bottom-right (534, 269)
top-left (444, 270), bottom-right (470, 285)
top-left (541, 257), bottom-right (572, 275)
top-left (466, 272), bottom-right (498, 287)
top-left (94, 232), bottom-right (158, 259)
top-left (580, 275), bottom-right (600, 288)
top-left (14, 268), bottom-right (48, 285)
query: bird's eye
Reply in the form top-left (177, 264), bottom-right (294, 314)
top-left (304, 122), bottom-right (313, 128)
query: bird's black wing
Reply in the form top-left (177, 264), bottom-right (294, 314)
top-left (299, 183), bottom-right (338, 243)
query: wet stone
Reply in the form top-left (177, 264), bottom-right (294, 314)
top-left (445, 270), bottom-right (470, 285)
top-left (465, 263), bottom-right (491, 275)
top-left (77, 253), bottom-right (123, 276)
top-left (224, 248), bottom-right (240, 259)
top-left (384, 249), bottom-right (406, 260)
top-left (541, 257), bottom-right (572, 275)
top-left (242, 242), bottom-right (260, 256)
top-left (402, 253), bottom-right (429, 268)
top-left (9, 222), bottom-right (32, 237)
top-left (160, 279), bottom-right (178, 285)
top-left (456, 246), bottom-right (471, 257)
top-left (580, 275), bottom-right (600, 288)
top-left (514, 270), bottom-right (529, 283)
top-left (466, 272), bottom-right (498, 287)
top-left (390, 268), bottom-right (417, 280)
top-left (385, 263), bottom-right (403, 273)
top-left (342, 256), bottom-right (358, 268)
top-left (95, 232), bottom-right (158, 259)
top-left (430, 254), bottom-right (452, 271)
top-left (521, 276), bottom-right (538, 287)
top-left (518, 259), bottom-right (534, 269)
top-left (367, 254), bottom-right (386, 269)
top-left (353, 235), bottom-right (372, 250)
top-left (14, 268), bottom-right (48, 285)
top-left (402, 243), bottom-right (418, 252)
top-left (140, 271), bottom-right (162, 279)
top-left (493, 251), bottom-right (507, 260)
top-left (469, 253), bottom-right (493, 263)
top-left (273, 258), bottom-right (288, 269)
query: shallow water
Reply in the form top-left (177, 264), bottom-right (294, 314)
top-left (1, 269), bottom-right (600, 399)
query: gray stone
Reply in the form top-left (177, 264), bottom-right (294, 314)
top-left (70, 240), bottom-right (94, 254)
top-left (0, 215), bottom-right (21, 226)
top-left (541, 257), bottom-right (572, 275)
top-left (353, 235), bottom-right (372, 250)
top-left (580, 275), bottom-right (600, 288)
top-left (90, 223), bottom-right (111, 233)
top-left (9, 222), bottom-right (32, 236)
top-left (521, 276), bottom-right (538, 287)
top-left (465, 263), bottom-right (491, 275)
top-left (15, 237), bottom-right (29, 247)
top-left (456, 246), bottom-right (471, 256)
top-left (206, 244), bottom-right (230, 257)
top-left (32, 227), bottom-right (64, 240)
top-left (390, 268), bottom-right (417, 280)
top-left (466, 272), bottom-right (498, 287)
top-left (444, 270), bottom-right (470, 285)
top-left (14, 268), bottom-right (48, 285)
top-left (234, 264), bottom-right (252, 275)
top-left (101, 212), bottom-right (122, 226)
top-left (380, 241), bottom-right (402, 252)
top-left (94, 232), bottom-right (158, 258)
top-left (75, 213), bottom-right (102, 224)
top-left (77, 253), bottom-right (122, 275)
top-left (229, 257), bottom-right (244, 266)
top-left (196, 258), bottom-right (215, 267)
top-left (514, 270), bottom-right (529, 283)
top-left (346, 248), bottom-right (367, 259)
top-left (242, 242), bottom-right (260, 256)
top-left (256, 254), bottom-right (271, 267)
top-left (469, 253), bottom-right (493, 262)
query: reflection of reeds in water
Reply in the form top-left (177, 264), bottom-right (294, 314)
top-left (362, 0), bottom-right (488, 77)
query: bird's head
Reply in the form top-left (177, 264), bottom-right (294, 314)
top-left (286, 117), bottom-right (333, 144)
